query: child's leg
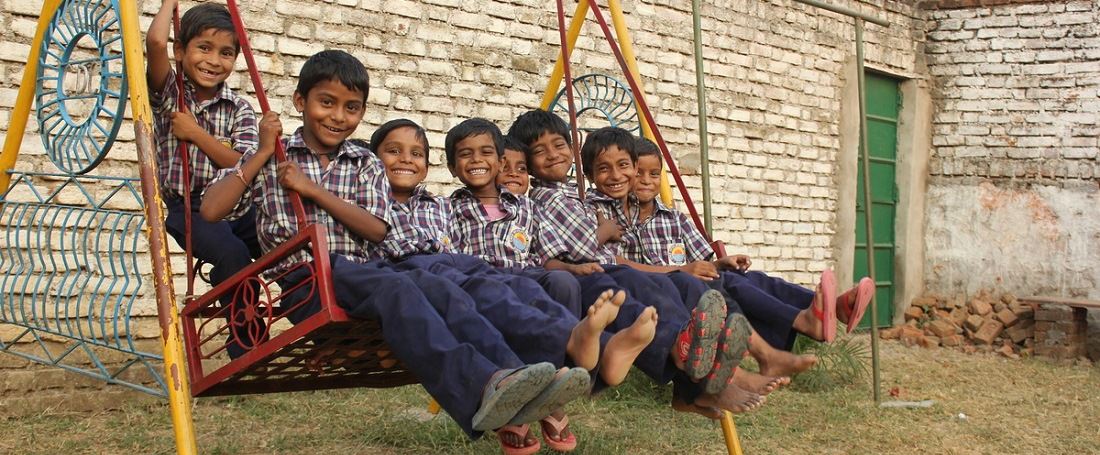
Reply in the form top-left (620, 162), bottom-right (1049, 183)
top-left (518, 268), bottom-right (583, 318)
top-left (720, 271), bottom-right (803, 350)
top-left (738, 270), bottom-right (815, 310)
top-left (164, 197), bottom-right (260, 358)
top-left (280, 254), bottom-right (537, 438)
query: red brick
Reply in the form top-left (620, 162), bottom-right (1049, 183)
top-left (972, 320), bottom-right (1005, 345)
top-left (964, 315), bottom-right (984, 332)
top-left (968, 299), bottom-right (993, 316)
top-left (919, 336), bottom-right (941, 349)
top-left (928, 320), bottom-right (957, 338)
top-left (995, 309), bottom-right (1019, 327)
top-left (941, 334), bottom-right (965, 347)
top-left (879, 327), bottom-right (901, 340)
top-left (904, 305), bottom-right (925, 322)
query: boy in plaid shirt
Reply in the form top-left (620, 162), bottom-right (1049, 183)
top-left (200, 50), bottom-right (590, 440)
top-left (509, 110), bottom-right (769, 415)
top-left (629, 137), bottom-right (873, 355)
top-left (147, 1), bottom-right (260, 358)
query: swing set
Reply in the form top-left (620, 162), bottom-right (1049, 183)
top-left (0, 0), bottom-right (889, 453)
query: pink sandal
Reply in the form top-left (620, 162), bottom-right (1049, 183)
top-left (539, 414), bottom-right (578, 452)
top-left (837, 277), bottom-right (875, 333)
top-left (811, 269), bottom-right (837, 343)
top-left (496, 424), bottom-right (541, 455)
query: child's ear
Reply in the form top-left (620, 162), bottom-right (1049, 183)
top-left (172, 43), bottom-right (183, 64)
top-left (292, 91), bottom-right (306, 113)
top-left (447, 163), bottom-right (458, 178)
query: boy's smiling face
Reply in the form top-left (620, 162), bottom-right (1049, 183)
top-left (293, 79), bottom-right (365, 156)
top-left (449, 133), bottom-right (501, 194)
top-left (634, 155), bottom-right (662, 204)
top-left (527, 132), bottom-right (574, 182)
top-left (591, 145), bottom-right (636, 200)
top-left (497, 148), bottom-right (530, 195)
top-left (376, 126), bottom-right (428, 200)
top-left (174, 28), bottom-right (238, 99)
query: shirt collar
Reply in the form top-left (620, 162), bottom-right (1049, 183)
top-left (452, 186), bottom-right (520, 204)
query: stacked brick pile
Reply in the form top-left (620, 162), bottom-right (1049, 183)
top-left (881, 290), bottom-right (1037, 359)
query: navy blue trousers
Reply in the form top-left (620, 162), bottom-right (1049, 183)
top-left (720, 271), bottom-right (813, 350)
top-left (280, 255), bottom-right (521, 439)
top-left (164, 194), bottom-right (262, 358)
top-left (389, 254), bottom-right (580, 368)
top-left (499, 266), bottom-right (583, 318)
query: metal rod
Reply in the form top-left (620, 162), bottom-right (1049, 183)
top-left (118, 0), bottom-right (199, 452)
top-left (791, 0), bottom-right (890, 26)
top-left (539, 0), bottom-right (590, 110)
top-left (554, 0), bottom-right (585, 198)
top-left (691, 0), bottom-right (713, 237)
top-left (855, 19), bottom-right (882, 404)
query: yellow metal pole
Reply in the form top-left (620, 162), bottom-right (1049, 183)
top-left (606, 0), bottom-right (674, 206)
top-left (607, 2), bottom-right (740, 451)
top-left (539, 0), bottom-right (590, 110)
top-left (118, 1), bottom-right (199, 454)
top-left (0, 0), bottom-right (62, 190)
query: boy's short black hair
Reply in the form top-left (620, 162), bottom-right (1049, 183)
top-left (501, 135), bottom-right (530, 156)
top-left (445, 118), bottom-right (503, 168)
top-left (635, 137), bottom-right (662, 162)
top-left (369, 119), bottom-right (429, 162)
top-left (178, 3), bottom-right (239, 52)
top-left (507, 110), bottom-right (572, 156)
top-left (580, 127), bottom-right (637, 179)
top-left (296, 50), bottom-right (370, 101)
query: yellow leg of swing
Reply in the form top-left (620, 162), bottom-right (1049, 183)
top-left (428, 399), bottom-right (442, 415)
top-left (607, 2), bottom-right (743, 454)
top-left (606, 0), bottom-right (674, 207)
top-left (539, 0), bottom-right (590, 110)
top-left (118, 2), bottom-right (199, 454)
top-left (0, 0), bottom-right (62, 190)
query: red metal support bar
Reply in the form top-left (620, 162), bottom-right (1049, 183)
top-left (555, 0), bottom-right (586, 199)
top-left (171, 7), bottom-right (199, 302)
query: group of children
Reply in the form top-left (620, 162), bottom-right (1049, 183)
top-left (148, 3), bottom-right (875, 454)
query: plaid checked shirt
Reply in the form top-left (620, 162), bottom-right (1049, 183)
top-left (626, 199), bottom-right (715, 266)
top-left (152, 69), bottom-right (258, 199)
top-left (450, 187), bottom-right (566, 268)
top-left (212, 128), bottom-right (390, 275)
top-left (584, 189), bottom-right (637, 261)
top-left (377, 186), bottom-right (456, 260)
top-left (528, 179), bottom-right (617, 264)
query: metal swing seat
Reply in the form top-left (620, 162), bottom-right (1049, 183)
top-left (176, 1), bottom-right (416, 397)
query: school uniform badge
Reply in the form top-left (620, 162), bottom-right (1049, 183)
top-left (669, 243), bottom-right (687, 266)
top-left (510, 226), bottom-right (530, 254)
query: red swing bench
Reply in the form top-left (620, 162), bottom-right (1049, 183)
top-left (176, 0), bottom-right (414, 397)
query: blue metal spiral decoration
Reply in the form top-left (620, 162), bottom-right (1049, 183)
top-left (34, 0), bottom-right (128, 175)
top-left (551, 73), bottom-right (640, 133)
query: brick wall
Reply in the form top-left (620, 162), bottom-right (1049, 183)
top-left (922, 1), bottom-right (1100, 298)
top-left (0, 0), bottom-right (922, 400)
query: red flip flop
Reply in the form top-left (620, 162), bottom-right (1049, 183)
top-left (496, 424), bottom-right (541, 455)
top-left (539, 414), bottom-right (578, 452)
top-left (837, 277), bottom-right (875, 333)
top-left (811, 269), bottom-right (837, 343)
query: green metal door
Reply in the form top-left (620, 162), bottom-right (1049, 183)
top-left (855, 73), bottom-right (899, 328)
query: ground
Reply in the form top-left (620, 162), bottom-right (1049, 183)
top-left (2, 335), bottom-right (1098, 454)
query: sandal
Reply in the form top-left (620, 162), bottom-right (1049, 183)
top-left (674, 290), bottom-right (727, 380)
top-left (539, 413), bottom-right (578, 452)
top-left (702, 312), bottom-right (752, 395)
top-left (496, 424), bottom-right (541, 455)
top-left (472, 362), bottom-right (556, 431)
top-left (811, 269), bottom-right (837, 343)
top-left (837, 277), bottom-right (874, 333)
top-left (508, 367), bottom-right (590, 426)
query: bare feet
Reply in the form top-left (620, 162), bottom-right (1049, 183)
top-left (749, 334), bottom-right (818, 377)
top-left (695, 383), bottom-right (766, 414)
top-left (732, 368), bottom-right (789, 395)
top-left (671, 396), bottom-right (723, 420)
top-left (793, 307), bottom-right (825, 341)
top-left (599, 306), bottom-right (658, 386)
top-left (539, 408), bottom-right (574, 445)
top-left (567, 290), bottom-right (624, 370)
top-left (497, 424), bottom-right (539, 452)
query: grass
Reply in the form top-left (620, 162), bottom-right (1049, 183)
top-left (2, 335), bottom-right (1098, 454)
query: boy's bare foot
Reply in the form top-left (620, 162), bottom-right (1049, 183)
top-left (671, 396), bottom-right (723, 420)
top-left (695, 384), bottom-right (766, 414)
top-left (749, 334), bottom-right (818, 377)
top-left (306, 348), bottom-right (337, 372)
top-left (732, 368), bottom-right (789, 395)
top-left (599, 306), bottom-right (658, 386)
top-left (567, 290), bottom-right (625, 370)
top-left (793, 307), bottom-right (825, 341)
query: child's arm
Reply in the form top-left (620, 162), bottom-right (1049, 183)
top-left (275, 161), bottom-right (388, 243)
top-left (615, 256), bottom-right (720, 281)
top-left (201, 111), bottom-right (279, 222)
top-left (714, 254), bottom-right (752, 273)
top-left (595, 211), bottom-right (622, 245)
top-left (545, 259), bottom-right (603, 276)
top-left (146, 0), bottom-right (176, 96)
top-left (170, 111), bottom-right (249, 168)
